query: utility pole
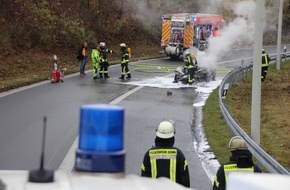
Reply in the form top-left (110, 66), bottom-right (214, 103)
top-left (276, 0), bottom-right (284, 70)
top-left (251, 0), bottom-right (265, 145)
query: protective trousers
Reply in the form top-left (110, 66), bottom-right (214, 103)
top-left (100, 62), bottom-right (109, 78)
top-left (120, 63), bottom-right (131, 79)
top-left (261, 66), bottom-right (268, 81)
top-left (187, 67), bottom-right (196, 84)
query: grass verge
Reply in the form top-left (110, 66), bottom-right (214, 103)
top-left (0, 46), bottom-right (164, 93)
top-left (203, 60), bottom-right (290, 170)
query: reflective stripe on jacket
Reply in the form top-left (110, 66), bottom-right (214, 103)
top-left (100, 49), bottom-right (113, 63)
top-left (262, 53), bottom-right (269, 67)
top-left (121, 51), bottom-right (129, 64)
top-left (185, 55), bottom-right (197, 69)
top-left (223, 163), bottom-right (254, 182)
top-left (149, 149), bottom-right (178, 181)
top-left (213, 163), bottom-right (255, 190)
top-left (141, 147), bottom-right (190, 187)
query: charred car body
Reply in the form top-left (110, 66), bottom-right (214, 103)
top-left (173, 66), bottom-right (216, 84)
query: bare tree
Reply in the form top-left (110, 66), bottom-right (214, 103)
top-left (119, 0), bottom-right (124, 18)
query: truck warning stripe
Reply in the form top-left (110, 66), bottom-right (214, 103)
top-left (184, 27), bottom-right (193, 48)
top-left (161, 20), bottom-right (171, 46)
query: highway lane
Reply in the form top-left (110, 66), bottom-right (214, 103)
top-left (0, 74), bottom-right (136, 170)
top-left (0, 56), bottom-right (213, 189)
top-left (0, 57), bottom-right (182, 170)
top-left (0, 45), bottom-right (286, 189)
top-left (120, 86), bottom-right (212, 190)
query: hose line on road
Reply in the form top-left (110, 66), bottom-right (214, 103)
top-left (131, 63), bottom-right (231, 74)
top-left (216, 68), bottom-right (231, 74)
top-left (130, 63), bottom-right (177, 73)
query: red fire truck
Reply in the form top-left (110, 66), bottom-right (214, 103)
top-left (161, 13), bottom-right (224, 59)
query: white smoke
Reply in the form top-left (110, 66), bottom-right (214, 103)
top-left (119, 0), bottom-right (279, 69)
top-left (196, 0), bottom-right (258, 69)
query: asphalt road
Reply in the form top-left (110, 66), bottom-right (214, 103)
top-left (0, 45), bottom-right (287, 190)
top-left (0, 58), bottom-right (174, 169)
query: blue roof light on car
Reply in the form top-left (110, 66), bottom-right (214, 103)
top-left (75, 104), bottom-right (125, 173)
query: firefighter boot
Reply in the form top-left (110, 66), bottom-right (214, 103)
top-left (173, 75), bottom-right (178, 83)
top-left (119, 75), bottom-right (125, 80)
top-left (126, 73), bottom-right (131, 79)
top-left (93, 68), bottom-right (99, 79)
top-left (99, 73), bottom-right (103, 78)
top-left (104, 73), bottom-right (110, 78)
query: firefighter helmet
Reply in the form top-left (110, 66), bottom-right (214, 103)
top-left (120, 43), bottom-right (126, 48)
top-left (99, 42), bottom-right (106, 47)
top-left (228, 136), bottom-right (248, 151)
top-left (183, 49), bottom-right (190, 56)
top-left (156, 121), bottom-right (175, 139)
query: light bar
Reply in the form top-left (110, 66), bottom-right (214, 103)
top-left (75, 104), bottom-right (125, 173)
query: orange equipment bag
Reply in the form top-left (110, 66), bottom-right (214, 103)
top-left (127, 47), bottom-right (131, 58)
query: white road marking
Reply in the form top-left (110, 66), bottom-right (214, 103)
top-left (59, 85), bottom-right (144, 173)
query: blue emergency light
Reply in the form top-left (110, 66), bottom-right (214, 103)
top-left (75, 104), bottom-right (125, 173)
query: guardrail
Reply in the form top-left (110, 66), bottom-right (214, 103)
top-left (218, 52), bottom-right (290, 175)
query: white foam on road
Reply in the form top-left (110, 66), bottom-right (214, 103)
top-left (126, 74), bottom-right (199, 89)
top-left (126, 76), bottom-right (223, 182)
top-left (59, 74), bottom-right (223, 181)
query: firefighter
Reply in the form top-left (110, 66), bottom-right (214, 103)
top-left (98, 42), bottom-right (113, 78)
top-left (261, 49), bottom-right (270, 81)
top-left (199, 26), bottom-right (207, 41)
top-left (141, 120), bottom-right (190, 188)
top-left (119, 43), bottom-right (131, 80)
top-left (212, 136), bottom-right (262, 190)
top-left (91, 44), bottom-right (100, 79)
top-left (184, 51), bottom-right (197, 85)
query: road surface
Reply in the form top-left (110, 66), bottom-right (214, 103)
top-left (0, 45), bottom-right (287, 189)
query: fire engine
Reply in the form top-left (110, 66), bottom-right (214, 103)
top-left (161, 13), bottom-right (224, 59)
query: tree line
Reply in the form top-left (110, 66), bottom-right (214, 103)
top-left (0, 0), bottom-right (289, 54)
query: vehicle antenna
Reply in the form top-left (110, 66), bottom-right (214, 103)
top-left (28, 116), bottom-right (54, 183)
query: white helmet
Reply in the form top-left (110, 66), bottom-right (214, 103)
top-left (183, 49), bottom-right (191, 56)
top-left (156, 121), bottom-right (175, 139)
top-left (120, 43), bottom-right (126, 48)
top-left (228, 136), bottom-right (248, 151)
top-left (99, 42), bottom-right (106, 47)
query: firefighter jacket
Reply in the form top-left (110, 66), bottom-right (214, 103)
top-left (91, 48), bottom-right (100, 67)
top-left (213, 150), bottom-right (262, 190)
top-left (184, 54), bottom-right (197, 69)
top-left (121, 49), bottom-right (129, 64)
top-left (141, 146), bottom-right (190, 187)
top-left (99, 48), bottom-right (113, 63)
top-left (262, 52), bottom-right (270, 68)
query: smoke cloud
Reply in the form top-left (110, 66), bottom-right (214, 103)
top-left (194, 0), bottom-right (279, 70)
top-left (197, 0), bottom-right (258, 69)
top-left (119, 0), bottom-right (280, 69)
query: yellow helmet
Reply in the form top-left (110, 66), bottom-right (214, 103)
top-left (156, 121), bottom-right (175, 139)
top-left (228, 136), bottom-right (248, 151)
top-left (190, 53), bottom-right (195, 59)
